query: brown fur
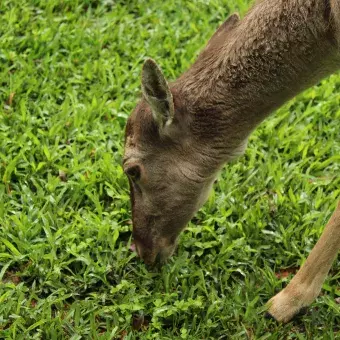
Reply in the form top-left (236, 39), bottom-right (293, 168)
top-left (124, 0), bottom-right (340, 322)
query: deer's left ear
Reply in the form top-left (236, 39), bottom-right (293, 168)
top-left (141, 58), bottom-right (174, 128)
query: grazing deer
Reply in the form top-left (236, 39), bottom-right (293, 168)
top-left (123, 0), bottom-right (340, 322)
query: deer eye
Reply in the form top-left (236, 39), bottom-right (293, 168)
top-left (125, 164), bottom-right (141, 181)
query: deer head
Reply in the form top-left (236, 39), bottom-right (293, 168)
top-left (123, 59), bottom-right (223, 264)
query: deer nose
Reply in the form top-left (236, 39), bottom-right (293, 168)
top-left (133, 238), bottom-right (159, 265)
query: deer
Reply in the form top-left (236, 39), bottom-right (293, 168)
top-left (123, 0), bottom-right (340, 323)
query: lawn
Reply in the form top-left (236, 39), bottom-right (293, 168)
top-left (0, 0), bottom-right (340, 338)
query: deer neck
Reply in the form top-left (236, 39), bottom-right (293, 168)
top-left (177, 0), bottom-right (340, 163)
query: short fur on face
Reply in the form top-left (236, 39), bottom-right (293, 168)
top-left (124, 88), bottom-right (220, 263)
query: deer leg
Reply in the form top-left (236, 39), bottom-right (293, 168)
top-left (267, 201), bottom-right (340, 323)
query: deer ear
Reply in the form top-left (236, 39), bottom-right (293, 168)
top-left (141, 58), bottom-right (174, 128)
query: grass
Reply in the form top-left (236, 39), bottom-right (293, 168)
top-left (0, 0), bottom-right (339, 338)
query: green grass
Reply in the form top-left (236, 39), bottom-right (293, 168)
top-left (0, 0), bottom-right (339, 338)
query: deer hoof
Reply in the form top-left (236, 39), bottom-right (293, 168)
top-left (266, 289), bottom-right (309, 323)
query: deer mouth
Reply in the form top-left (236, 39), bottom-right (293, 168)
top-left (130, 241), bottom-right (176, 265)
top-left (130, 240), bottom-right (158, 264)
